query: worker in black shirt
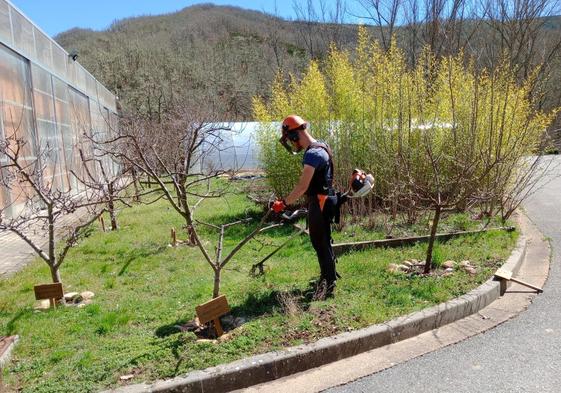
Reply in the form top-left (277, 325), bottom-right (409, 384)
top-left (272, 115), bottom-right (338, 299)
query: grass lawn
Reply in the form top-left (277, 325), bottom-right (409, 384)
top-left (0, 180), bottom-right (517, 392)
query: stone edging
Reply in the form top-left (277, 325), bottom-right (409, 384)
top-left (104, 234), bottom-right (527, 393)
top-left (0, 335), bottom-right (19, 369)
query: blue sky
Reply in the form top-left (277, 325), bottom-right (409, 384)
top-left (10, 0), bottom-right (330, 37)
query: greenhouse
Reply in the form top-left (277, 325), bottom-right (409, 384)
top-left (0, 0), bottom-right (118, 218)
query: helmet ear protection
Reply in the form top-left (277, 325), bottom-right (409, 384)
top-left (280, 121), bottom-right (307, 154)
top-left (282, 123), bottom-right (306, 142)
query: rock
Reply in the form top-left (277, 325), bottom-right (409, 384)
top-left (460, 260), bottom-right (471, 267)
top-left (220, 315), bottom-right (235, 329)
top-left (196, 338), bottom-right (217, 344)
top-left (120, 374), bottom-right (134, 381)
top-left (34, 300), bottom-right (51, 310)
top-left (445, 267), bottom-right (454, 273)
top-left (177, 321), bottom-right (199, 332)
top-left (411, 259), bottom-right (419, 265)
top-left (64, 292), bottom-right (83, 304)
top-left (403, 261), bottom-right (413, 267)
top-left (64, 292), bottom-right (82, 303)
top-left (80, 291), bottom-right (95, 300)
top-left (398, 264), bottom-right (410, 272)
top-left (388, 263), bottom-right (399, 273)
top-left (233, 317), bottom-right (247, 327)
top-left (442, 272), bottom-right (454, 277)
top-left (217, 332), bottom-right (233, 342)
top-left (465, 267), bottom-right (477, 275)
top-left (442, 260), bottom-right (456, 269)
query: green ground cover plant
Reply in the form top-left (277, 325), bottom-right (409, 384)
top-left (1, 182), bottom-right (516, 392)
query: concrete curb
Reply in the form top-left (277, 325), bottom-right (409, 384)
top-left (105, 234), bottom-right (527, 393)
top-left (0, 335), bottom-right (19, 369)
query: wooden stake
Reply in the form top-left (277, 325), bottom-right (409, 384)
top-left (171, 228), bottom-right (177, 247)
top-left (99, 216), bottom-right (106, 232)
top-left (213, 318), bottom-right (224, 336)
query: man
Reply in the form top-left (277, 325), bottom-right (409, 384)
top-left (272, 114), bottom-right (338, 299)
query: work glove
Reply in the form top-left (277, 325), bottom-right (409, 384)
top-left (271, 199), bottom-right (287, 213)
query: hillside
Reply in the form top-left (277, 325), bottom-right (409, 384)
top-left (56, 4), bottom-right (358, 120)
top-left (55, 3), bottom-right (561, 131)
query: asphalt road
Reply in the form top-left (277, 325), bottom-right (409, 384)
top-left (326, 156), bottom-right (561, 393)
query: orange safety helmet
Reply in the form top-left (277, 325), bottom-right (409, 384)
top-left (281, 114), bottom-right (307, 133)
top-left (280, 115), bottom-right (307, 154)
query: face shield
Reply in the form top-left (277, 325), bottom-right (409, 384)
top-left (279, 126), bottom-right (304, 155)
top-left (279, 134), bottom-right (298, 155)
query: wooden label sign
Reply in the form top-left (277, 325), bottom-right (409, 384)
top-left (494, 267), bottom-right (543, 293)
top-left (494, 268), bottom-right (513, 281)
top-left (34, 283), bottom-right (63, 308)
top-left (195, 295), bottom-right (230, 337)
top-left (34, 283), bottom-right (63, 300)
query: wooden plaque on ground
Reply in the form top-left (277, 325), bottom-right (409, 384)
top-left (34, 283), bottom-right (63, 308)
top-left (195, 295), bottom-right (230, 337)
top-left (494, 268), bottom-right (513, 280)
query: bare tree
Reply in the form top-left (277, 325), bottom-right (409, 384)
top-left (353, 0), bottom-right (402, 50)
top-left (292, 0), bottom-right (349, 57)
top-left (110, 103), bottom-right (280, 298)
top-left (72, 147), bottom-right (129, 231)
top-left (0, 124), bottom-right (106, 284)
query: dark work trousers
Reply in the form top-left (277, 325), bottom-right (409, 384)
top-left (308, 197), bottom-right (337, 283)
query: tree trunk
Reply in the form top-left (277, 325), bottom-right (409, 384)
top-left (213, 267), bottom-right (221, 299)
top-left (49, 264), bottom-right (62, 283)
top-left (108, 183), bottom-right (118, 231)
top-left (424, 204), bottom-right (442, 274)
top-left (47, 203), bottom-right (57, 281)
top-left (131, 167), bottom-right (141, 202)
top-left (108, 200), bottom-right (118, 231)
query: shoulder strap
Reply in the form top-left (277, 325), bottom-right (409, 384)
top-left (307, 141), bottom-right (335, 188)
top-left (308, 141), bottom-right (333, 161)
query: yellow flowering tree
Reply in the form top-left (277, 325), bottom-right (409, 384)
top-left (254, 25), bottom-right (557, 270)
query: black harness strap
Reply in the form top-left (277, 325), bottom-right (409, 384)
top-left (307, 141), bottom-right (335, 192)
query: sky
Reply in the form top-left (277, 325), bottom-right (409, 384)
top-left (9, 0), bottom-right (318, 37)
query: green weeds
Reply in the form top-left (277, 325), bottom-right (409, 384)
top-left (0, 186), bottom-right (516, 392)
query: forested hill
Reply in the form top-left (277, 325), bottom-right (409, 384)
top-left (55, 3), bottom-right (561, 126)
top-left (55, 4), bottom-right (358, 120)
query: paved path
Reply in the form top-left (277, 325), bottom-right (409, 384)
top-left (326, 156), bottom-right (561, 393)
top-left (0, 208), bottom-right (90, 278)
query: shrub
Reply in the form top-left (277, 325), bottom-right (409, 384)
top-left (253, 26), bottom-right (558, 215)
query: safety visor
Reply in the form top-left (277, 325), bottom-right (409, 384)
top-left (279, 135), bottom-right (297, 154)
top-left (279, 125), bottom-right (305, 155)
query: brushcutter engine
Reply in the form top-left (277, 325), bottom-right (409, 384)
top-left (347, 169), bottom-right (374, 198)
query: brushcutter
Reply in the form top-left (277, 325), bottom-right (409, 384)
top-left (250, 167), bottom-right (374, 275)
top-left (250, 208), bottom-right (308, 276)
